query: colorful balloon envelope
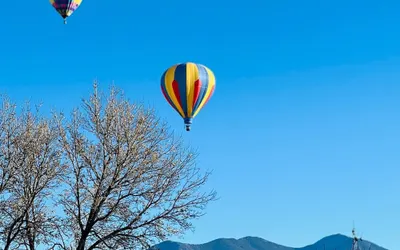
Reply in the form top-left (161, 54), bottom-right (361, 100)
top-left (49, 0), bottom-right (82, 24)
top-left (161, 62), bottom-right (216, 131)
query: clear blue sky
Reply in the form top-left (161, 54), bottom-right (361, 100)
top-left (0, 0), bottom-right (399, 249)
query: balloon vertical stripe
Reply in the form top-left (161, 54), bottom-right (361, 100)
top-left (200, 84), bottom-right (215, 113)
top-left (161, 72), bottom-right (184, 117)
top-left (161, 83), bottom-right (179, 114)
top-left (174, 64), bottom-right (188, 117)
top-left (186, 63), bottom-right (199, 116)
top-left (172, 80), bottom-right (183, 109)
top-left (163, 65), bottom-right (185, 117)
top-left (192, 80), bottom-right (201, 108)
top-left (161, 62), bottom-right (215, 131)
top-left (193, 66), bottom-right (215, 117)
top-left (192, 65), bottom-right (209, 114)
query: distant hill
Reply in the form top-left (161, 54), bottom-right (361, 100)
top-left (150, 234), bottom-right (388, 250)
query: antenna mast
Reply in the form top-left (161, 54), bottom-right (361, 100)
top-left (351, 226), bottom-right (362, 250)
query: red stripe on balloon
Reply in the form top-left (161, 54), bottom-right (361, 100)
top-left (192, 79), bottom-right (202, 107)
top-left (172, 80), bottom-right (182, 108)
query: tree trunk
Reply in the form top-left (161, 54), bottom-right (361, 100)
top-left (26, 212), bottom-right (35, 250)
top-left (76, 229), bottom-right (90, 250)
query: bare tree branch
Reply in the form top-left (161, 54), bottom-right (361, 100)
top-left (0, 95), bottom-right (19, 195)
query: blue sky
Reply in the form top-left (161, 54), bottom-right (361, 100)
top-left (0, 0), bottom-right (399, 249)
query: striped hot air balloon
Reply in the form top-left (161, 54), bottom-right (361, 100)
top-left (50, 0), bottom-right (83, 24)
top-left (161, 62), bottom-right (216, 131)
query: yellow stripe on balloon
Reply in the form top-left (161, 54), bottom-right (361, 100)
top-left (193, 66), bottom-right (215, 117)
top-left (164, 65), bottom-right (185, 117)
top-left (186, 63), bottom-right (199, 117)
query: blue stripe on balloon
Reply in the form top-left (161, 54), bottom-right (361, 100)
top-left (174, 64), bottom-right (188, 117)
top-left (192, 64), bottom-right (209, 115)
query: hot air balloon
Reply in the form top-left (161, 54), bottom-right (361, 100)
top-left (161, 62), bottom-right (216, 131)
top-left (50, 0), bottom-right (82, 24)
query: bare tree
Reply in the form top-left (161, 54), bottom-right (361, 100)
top-left (0, 98), bottom-right (64, 250)
top-left (54, 84), bottom-right (216, 250)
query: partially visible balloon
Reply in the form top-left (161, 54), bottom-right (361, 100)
top-left (160, 62), bottom-right (216, 131)
top-left (49, 0), bottom-right (83, 24)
